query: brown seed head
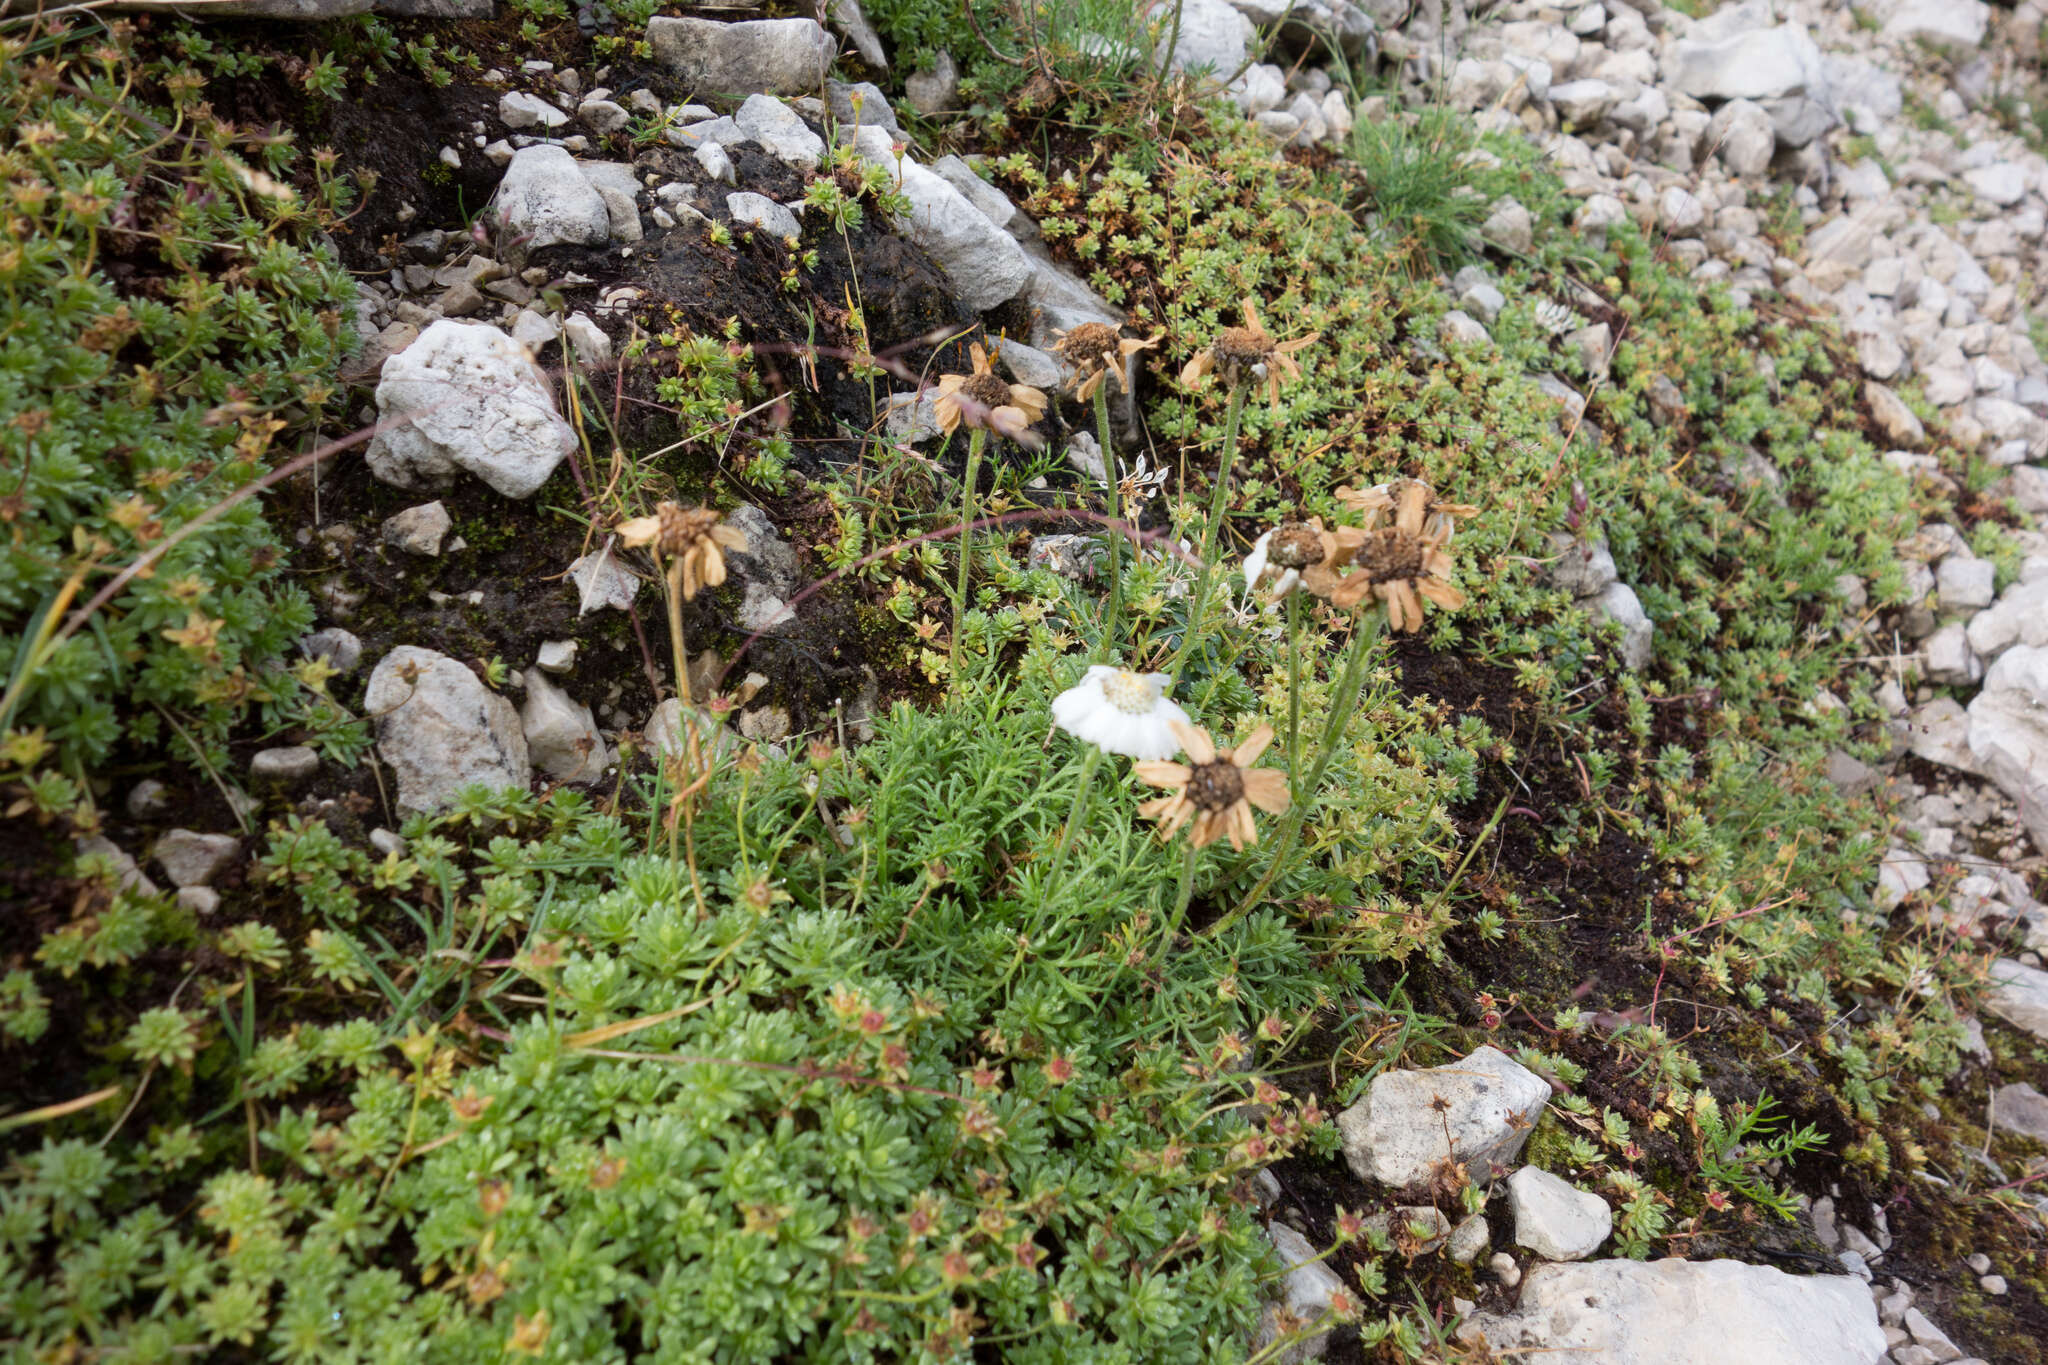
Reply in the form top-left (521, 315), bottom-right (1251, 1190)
top-left (1266, 521), bottom-right (1326, 570)
top-left (1210, 325), bottom-right (1274, 386)
top-left (655, 502), bottom-right (721, 558)
top-left (1053, 322), bottom-right (1123, 371)
top-left (1187, 759), bottom-right (1247, 813)
top-left (1355, 527), bottom-right (1427, 584)
top-left (960, 372), bottom-right (1014, 410)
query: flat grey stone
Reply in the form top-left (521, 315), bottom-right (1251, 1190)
top-left (1459, 1259), bottom-right (1885, 1365)
top-left (1508, 1167), bottom-right (1612, 1260)
top-left (1337, 1045), bottom-right (1549, 1189)
top-left (645, 16), bottom-right (834, 96)
top-left (152, 830), bottom-right (242, 889)
top-left (250, 746), bottom-right (320, 788)
top-left (364, 646), bottom-right (530, 812)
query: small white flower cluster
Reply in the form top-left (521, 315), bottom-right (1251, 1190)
top-left (1050, 665), bottom-right (1189, 760)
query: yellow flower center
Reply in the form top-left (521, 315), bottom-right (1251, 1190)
top-left (1099, 669), bottom-right (1157, 715)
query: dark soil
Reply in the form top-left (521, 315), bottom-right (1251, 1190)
top-left (1231, 641), bottom-right (2045, 1363)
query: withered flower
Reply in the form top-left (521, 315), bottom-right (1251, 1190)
top-left (1329, 482), bottom-right (1467, 631)
top-left (934, 342), bottom-right (1047, 442)
top-left (1134, 720), bottom-right (1290, 851)
top-left (1051, 322), bottom-right (1158, 402)
top-left (1243, 516), bottom-right (1364, 600)
top-left (616, 501), bottom-right (748, 600)
top-left (1336, 478), bottom-right (1480, 543)
top-left (1178, 296), bottom-right (1320, 412)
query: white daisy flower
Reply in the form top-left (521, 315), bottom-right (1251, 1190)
top-left (1050, 665), bottom-right (1191, 760)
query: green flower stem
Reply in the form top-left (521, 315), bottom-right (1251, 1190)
top-left (950, 428), bottom-right (986, 699)
top-left (1094, 383), bottom-right (1123, 658)
top-left (1207, 608), bottom-right (1382, 938)
top-left (1038, 744), bottom-right (1104, 918)
top-left (1169, 383), bottom-right (1247, 677)
top-left (1158, 834), bottom-right (1202, 960)
top-left (1286, 590), bottom-right (1303, 783)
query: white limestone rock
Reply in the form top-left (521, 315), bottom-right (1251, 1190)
top-left (1966, 645), bottom-right (2048, 853)
top-left (1336, 1045), bottom-right (1550, 1189)
top-left (1967, 579), bottom-right (2048, 660)
top-left (1708, 98), bottom-right (1777, 177)
top-left (727, 191), bottom-right (801, 241)
top-left (827, 0), bottom-right (887, 69)
top-left (1149, 0), bottom-right (1254, 87)
top-left (152, 830), bottom-right (242, 889)
top-left (520, 672), bottom-right (612, 782)
top-left (494, 145), bottom-right (611, 253)
top-left (1874, 0), bottom-right (1989, 53)
top-left (568, 537), bottom-right (641, 616)
top-left (1936, 554), bottom-right (1997, 613)
top-left (1458, 1259), bottom-right (1886, 1365)
top-left (1987, 958), bottom-right (2048, 1040)
top-left (300, 627), bottom-right (364, 675)
top-left (1507, 1167), bottom-right (1612, 1261)
top-left (1250, 1223), bottom-right (1343, 1363)
top-left (735, 93), bottom-right (826, 172)
top-left (1922, 622), bottom-right (1982, 686)
top-left (381, 500), bottom-right (452, 557)
top-left (500, 90), bottom-right (568, 131)
top-left (844, 125), bottom-right (1032, 311)
top-left (645, 16), bottom-right (834, 96)
top-left (364, 646), bottom-right (530, 813)
top-left (366, 320), bottom-right (577, 499)
top-left (1667, 23), bottom-right (1825, 103)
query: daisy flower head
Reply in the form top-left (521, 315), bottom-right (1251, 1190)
top-left (1329, 482), bottom-right (1467, 631)
top-left (1050, 665), bottom-right (1191, 761)
top-left (1336, 479), bottom-right (1479, 544)
top-left (935, 342), bottom-right (1048, 444)
top-left (616, 502), bottom-right (748, 600)
top-left (1052, 322), bottom-right (1159, 402)
top-left (1178, 296), bottom-right (1320, 412)
top-left (1134, 720), bottom-right (1290, 850)
top-left (1244, 516), bottom-right (1365, 600)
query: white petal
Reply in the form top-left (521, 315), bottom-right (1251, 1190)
top-left (1243, 530), bottom-right (1273, 593)
top-left (1051, 683), bottom-right (1104, 735)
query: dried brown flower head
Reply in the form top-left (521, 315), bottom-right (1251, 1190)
top-left (1179, 296), bottom-right (1320, 411)
top-left (1051, 323), bottom-right (1159, 402)
top-left (1244, 515), bottom-right (1365, 600)
top-left (616, 501), bottom-right (748, 600)
top-left (1337, 478), bottom-right (1480, 543)
top-left (1134, 719), bottom-right (1291, 850)
top-left (935, 342), bottom-right (1048, 442)
top-left (1328, 482), bottom-right (1466, 630)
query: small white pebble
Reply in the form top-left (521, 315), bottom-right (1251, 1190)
top-left (1980, 1274), bottom-right (2007, 1295)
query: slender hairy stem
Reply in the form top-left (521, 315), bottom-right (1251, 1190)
top-left (1159, 0), bottom-right (1187, 81)
top-left (664, 560), bottom-right (691, 709)
top-left (1158, 835), bottom-right (1202, 960)
top-left (950, 428), bottom-right (986, 698)
top-left (1207, 609), bottom-right (1383, 936)
top-left (1039, 744), bottom-right (1104, 917)
top-left (1094, 383), bottom-right (1123, 658)
top-left (1286, 591), bottom-right (1303, 784)
top-left (1169, 384), bottom-right (1246, 676)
